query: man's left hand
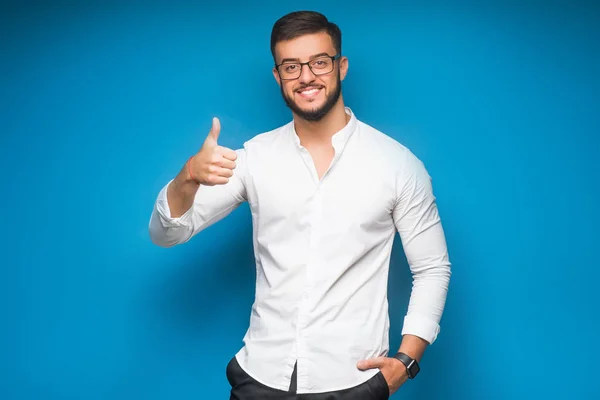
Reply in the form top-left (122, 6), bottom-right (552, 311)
top-left (357, 356), bottom-right (409, 395)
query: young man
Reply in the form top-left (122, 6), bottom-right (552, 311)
top-left (149, 10), bottom-right (451, 400)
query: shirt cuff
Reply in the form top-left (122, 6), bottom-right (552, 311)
top-left (401, 313), bottom-right (441, 344)
top-left (155, 180), bottom-right (195, 228)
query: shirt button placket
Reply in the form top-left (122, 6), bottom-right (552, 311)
top-left (309, 187), bottom-right (322, 249)
top-left (296, 186), bottom-right (323, 391)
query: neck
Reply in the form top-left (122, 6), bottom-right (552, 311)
top-left (293, 97), bottom-right (349, 147)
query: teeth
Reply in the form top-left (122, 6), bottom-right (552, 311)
top-left (301, 88), bottom-right (319, 94)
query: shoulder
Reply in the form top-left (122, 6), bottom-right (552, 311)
top-left (356, 120), bottom-right (425, 174)
top-left (242, 121), bottom-right (292, 150)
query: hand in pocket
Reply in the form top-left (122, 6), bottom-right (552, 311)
top-left (357, 356), bottom-right (409, 395)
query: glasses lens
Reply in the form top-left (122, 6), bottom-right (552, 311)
top-left (279, 63), bottom-right (301, 79)
top-left (310, 57), bottom-right (333, 74)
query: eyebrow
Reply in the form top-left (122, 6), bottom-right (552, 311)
top-left (279, 52), bottom-right (331, 64)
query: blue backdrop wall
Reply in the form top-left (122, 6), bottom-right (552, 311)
top-left (1, 1), bottom-right (599, 399)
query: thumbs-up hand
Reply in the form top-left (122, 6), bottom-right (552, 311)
top-left (187, 117), bottom-right (237, 186)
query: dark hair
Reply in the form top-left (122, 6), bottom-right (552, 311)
top-left (270, 11), bottom-right (342, 62)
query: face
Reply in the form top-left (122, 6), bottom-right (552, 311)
top-left (273, 31), bottom-right (348, 122)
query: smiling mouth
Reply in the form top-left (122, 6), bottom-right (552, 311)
top-left (296, 86), bottom-right (323, 99)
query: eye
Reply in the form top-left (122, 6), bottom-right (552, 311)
top-left (311, 59), bottom-right (331, 69)
top-left (284, 64), bottom-right (299, 72)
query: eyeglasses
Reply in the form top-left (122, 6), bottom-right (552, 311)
top-left (275, 54), bottom-right (341, 80)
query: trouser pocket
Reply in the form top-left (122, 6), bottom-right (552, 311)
top-left (374, 371), bottom-right (390, 399)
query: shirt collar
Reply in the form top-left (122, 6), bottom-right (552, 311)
top-left (290, 107), bottom-right (358, 152)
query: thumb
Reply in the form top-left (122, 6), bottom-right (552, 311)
top-left (208, 117), bottom-right (221, 142)
top-left (357, 357), bottom-right (385, 371)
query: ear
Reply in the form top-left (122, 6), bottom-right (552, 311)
top-left (272, 66), bottom-right (281, 86)
top-left (339, 56), bottom-right (349, 81)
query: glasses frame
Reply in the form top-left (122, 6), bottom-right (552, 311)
top-left (275, 54), bottom-right (341, 80)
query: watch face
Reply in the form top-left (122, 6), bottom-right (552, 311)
top-left (409, 361), bottom-right (420, 377)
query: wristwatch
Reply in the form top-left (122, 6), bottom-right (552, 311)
top-left (392, 352), bottom-right (420, 379)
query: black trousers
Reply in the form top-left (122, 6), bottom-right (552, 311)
top-left (226, 357), bottom-right (390, 400)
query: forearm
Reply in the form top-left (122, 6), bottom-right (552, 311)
top-left (401, 253), bottom-right (451, 344)
top-left (167, 163), bottom-right (201, 218)
top-left (397, 334), bottom-right (429, 362)
top-left (149, 162), bottom-right (200, 247)
top-left (148, 181), bottom-right (196, 247)
top-left (148, 163), bottom-right (201, 247)
top-left (397, 262), bottom-right (449, 361)
top-left (149, 150), bottom-right (248, 248)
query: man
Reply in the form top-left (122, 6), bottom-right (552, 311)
top-left (149, 10), bottom-right (451, 400)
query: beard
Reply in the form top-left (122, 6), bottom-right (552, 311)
top-left (280, 73), bottom-right (342, 122)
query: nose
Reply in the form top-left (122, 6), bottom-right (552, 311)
top-left (298, 63), bottom-right (317, 84)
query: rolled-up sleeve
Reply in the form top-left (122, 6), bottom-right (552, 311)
top-left (149, 148), bottom-right (248, 247)
top-left (393, 151), bottom-right (452, 344)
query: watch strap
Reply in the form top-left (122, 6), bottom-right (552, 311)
top-left (392, 352), bottom-right (420, 379)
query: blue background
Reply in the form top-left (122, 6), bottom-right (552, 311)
top-left (1, 1), bottom-right (599, 399)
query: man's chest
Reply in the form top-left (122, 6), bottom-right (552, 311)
top-left (244, 149), bottom-right (397, 234)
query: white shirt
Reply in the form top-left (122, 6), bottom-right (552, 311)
top-left (149, 108), bottom-right (451, 394)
